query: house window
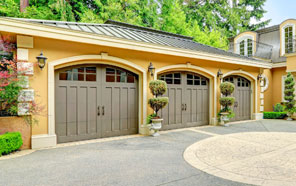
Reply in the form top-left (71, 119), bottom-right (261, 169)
top-left (285, 26), bottom-right (293, 53)
top-left (247, 39), bottom-right (253, 57)
top-left (238, 38), bottom-right (253, 57)
top-left (240, 41), bottom-right (245, 55)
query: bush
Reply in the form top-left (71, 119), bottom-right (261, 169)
top-left (263, 112), bottom-right (287, 119)
top-left (148, 97), bottom-right (169, 115)
top-left (0, 132), bottom-right (23, 156)
top-left (274, 103), bottom-right (284, 112)
top-left (149, 80), bottom-right (167, 97)
top-left (219, 97), bottom-right (235, 107)
top-left (220, 82), bottom-right (235, 96)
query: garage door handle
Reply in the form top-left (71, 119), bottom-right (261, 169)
top-left (102, 106), bottom-right (105, 116)
top-left (185, 104), bottom-right (187, 111)
top-left (97, 106), bottom-right (100, 116)
top-left (181, 104), bottom-right (184, 111)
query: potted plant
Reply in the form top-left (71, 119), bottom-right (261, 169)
top-left (148, 80), bottom-right (169, 136)
top-left (218, 81), bottom-right (235, 126)
top-left (284, 72), bottom-right (295, 120)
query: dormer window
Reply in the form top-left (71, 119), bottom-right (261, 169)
top-left (238, 38), bottom-right (253, 57)
top-left (285, 26), bottom-right (293, 53)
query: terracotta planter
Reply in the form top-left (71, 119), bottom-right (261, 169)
top-left (0, 116), bottom-right (31, 149)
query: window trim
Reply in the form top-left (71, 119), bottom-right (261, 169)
top-left (281, 23), bottom-right (295, 56)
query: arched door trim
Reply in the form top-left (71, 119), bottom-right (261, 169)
top-left (39, 53), bottom-right (147, 148)
top-left (155, 64), bottom-right (217, 125)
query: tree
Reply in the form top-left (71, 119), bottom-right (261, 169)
top-left (182, 0), bottom-right (270, 37)
top-left (284, 72), bottom-right (296, 120)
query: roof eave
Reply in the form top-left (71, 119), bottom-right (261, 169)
top-left (0, 17), bottom-right (272, 69)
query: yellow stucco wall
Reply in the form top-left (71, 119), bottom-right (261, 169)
top-left (272, 67), bottom-right (287, 105)
top-left (23, 36), bottom-right (262, 135)
top-left (286, 55), bottom-right (296, 72)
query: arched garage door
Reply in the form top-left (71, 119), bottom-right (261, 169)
top-left (55, 65), bottom-right (138, 143)
top-left (224, 76), bottom-right (251, 121)
top-left (159, 72), bottom-right (209, 130)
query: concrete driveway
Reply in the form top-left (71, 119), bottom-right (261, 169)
top-left (1, 120), bottom-right (296, 186)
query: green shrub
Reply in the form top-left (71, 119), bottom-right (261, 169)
top-left (148, 97), bottom-right (169, 115)
top-left (284, 72), bottom-right (296, 114)
top-left (274, 103), bottom-right (284, 112)
top-left (146, 113), bottom-right (157, 124)
top-left (220, 82), bottom-right (235, 96)
top-left (0, 132), bottom-right (23, 156)
top-left (263, 112), bottom-right (287, 119)
top-left (219, 97), bottom-right (235, 107)
top-left (149, 80), bottom-right (167, 97)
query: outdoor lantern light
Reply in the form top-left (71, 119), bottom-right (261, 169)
top-left (257, 73), bottom-right (263, 81)
top-left (217, 69), bottom-right (223, 80)
top-left (36, 51), bottom-right (47, 70)
top-left (148, 62), bottom-right (155, 77)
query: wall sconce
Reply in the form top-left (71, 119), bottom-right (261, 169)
top-left (217, 69), bottom-right (223, 80)
top-left (257, 73), bottom-right (263, 81)
top-left (148, 62), bottom-right (155, 77)
top-left (36, 51), bottom-right (47, 70)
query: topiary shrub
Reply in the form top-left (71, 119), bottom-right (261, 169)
top-left (284, 73), bottom-right (296, 118)
top-left (149, 80), bottom-right (167, 97)
top-left (218, 81), bottom-right (236, 122)
top-left (0, 132), bottom-right (23, 156)
top-left (219, 97), bottom-right (235, 109)
top-left (148, 80), bottom-right (169, 120)
top-left (220, 82), bottom-right (235, 96)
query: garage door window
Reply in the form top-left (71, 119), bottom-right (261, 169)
top-left (106, 67), bottom-right (136, 83)
top-left (159, 73), bottom-right (181, 84)
top-left (187, 74), bottom-right (207, 86)
top-left (59, 67), bottom-right (96, 81)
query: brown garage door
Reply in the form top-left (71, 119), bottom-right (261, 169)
top-left (159, 72), bottom-right (209, 130)
top-left (224, 76), bottom-right (251, 121)
top-left (55, 65), bottom-right (138, 143)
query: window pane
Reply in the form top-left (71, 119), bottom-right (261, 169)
top-left (116, 70), bottom-right (126, 82)
top-left (106, 75), bottom-right (115, 82)
top-left (187, 74), bottom-right (193, 79)
top-left (106, 68), bottom-right (115, 74)
top-left (201, 79), bottom-right (207, 85)
top-left (86, 67), bottom-right (96, 73)
top-left (165, 74), bottom-right (173, 78)
top-left (194, 80), bottom-right (200, 85)
top-left (166, 78), bottom-right (173, 84)
top-left (59, 73), bottom-right (71, 80)
top-left (127, 74), bottom-right (135, 83)
top-left (86, 74), bottom-right (96, 81)
top-left (174, 73), bottom-right (181, 78)
top-left (174, 79), bottom-right (181, 84)
top-left (73, 67), bottom-right (84, 73)
top-left (187, 79), bottom-right (193, 85)
top-left (73, 73), bottom-right (84, 81)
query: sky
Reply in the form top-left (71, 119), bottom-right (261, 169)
top-left (260, 0), bottom-right (296, 26)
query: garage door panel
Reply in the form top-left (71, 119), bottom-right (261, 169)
top-left (78, 86), bottom-right (87, 135)
top-left (120, 88), bottom-right (128, 130)
top-left (128, 88), bottom-right (138, 130)
top-left (67, 86), bottom-right (77, 136)
top-left (56, 86), bottom-right (67, 137)
top-left (102, 87), bottom-right (112, 135)
top-left (88, 87), bottom-right (99, 135)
